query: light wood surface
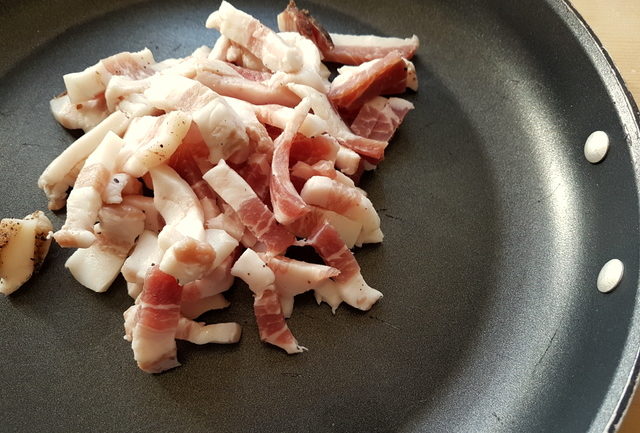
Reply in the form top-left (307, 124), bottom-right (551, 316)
top-left (569, 1), bottom-right (640, 431)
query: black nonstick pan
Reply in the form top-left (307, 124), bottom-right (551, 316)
top-left (1, 1), bottom-right (639, 432)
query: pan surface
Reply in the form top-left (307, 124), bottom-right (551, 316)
top-left (1, 0), bottom-right (639, 432)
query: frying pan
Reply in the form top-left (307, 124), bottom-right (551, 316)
top-left (0, 0), bottom-right (639, 432)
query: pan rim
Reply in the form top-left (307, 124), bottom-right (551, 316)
top-left (554, 0), bottom-right (640, 431)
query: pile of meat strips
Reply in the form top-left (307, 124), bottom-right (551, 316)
top-left (40, 1), bottom-right (419, 373)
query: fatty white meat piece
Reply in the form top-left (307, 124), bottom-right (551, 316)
top-left (64, 48), bottom-right (155, 103)
top-left (104, 76), bottom-right (157, 117)
top-left (221, 97), bottom-right (274, 154)
top-left (102, 173), bottom-right (143, 204)
top-left (159, 236), bottom-right (216, 285)
top-left (334, 58), bottom-right (418, 92)
top-left (197, 71), bottom-right (300, 108)
top-left (253, 103), bottom-right (327, 138)
top-left (49, 93), bottom-right (109, 132)
top-left (230, 248), bottom-right (275, 293)
top-left (121, 111), bottom-right (192, 177)
top-left (38, 110), bottom-right (130, 210)
top-left (0, 211), bottom-right (53, 295)
top-left (206, 1), bottom-right (303, 73)
top-left (324, 33), bottom-right (419, 65)
top-left (121, 230), bottom-right (163, 294)
top-left (265, 255), bottom-right (339, 318)
top-left (206, 228), bottom-right (239, 269)
top-left (269, 32), bottom-right (330, 93)
top-left (65, 204), bottom-right (145, 293)
top-left (175, 318), bottom-right (241, 344)
top-left (150, 164), bottom-right (206, 243)
top-left (121, 195), bottom-right (164, 233)
top-left (301, 175), bottom-right (383, 245)
top-left (144, 75), bottom-right (250, 164)
top-left (181, 255), bottom-right (235, 318)
top-left (53, 131), bottom-right (124, 248)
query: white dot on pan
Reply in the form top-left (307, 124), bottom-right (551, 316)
top-left (597, 259), bottom-right (624, 293)
top-left (584, 131), bottom-right (609, 164)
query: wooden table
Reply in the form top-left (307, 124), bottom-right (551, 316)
top-left (569, 1), bottom-right (640, 431)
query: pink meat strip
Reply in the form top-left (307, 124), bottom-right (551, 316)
top-left (328, 51), bottom-right (408, 119)
top-left (290, 160), bottom-right (336, 184)
top-left (196, 71), bottom-right (300, 107)
top-left (233, 153), bottom-right (272, 204)
top-left (350, 96), bottom-right (414, 142)
top-left (203, 159), bottom-right (294, 254)
top-left (324, 33), bottom-right (419, 65)
top-left (130, 267), bottom-right (183, 373)
top-left (269, 98), bottom-right (312, 225)
top-left (254, 288), bottom-right (304, 354)
top-left (277, 0), bottom-right (334, 55)
top-left (289, 133), bottom-right (339, 166)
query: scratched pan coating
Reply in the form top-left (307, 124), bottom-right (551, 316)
top-left (0, 1), bottom-right (639, 432)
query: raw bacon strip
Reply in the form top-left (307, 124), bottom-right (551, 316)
top-left (65, 204), bottom-right (145, 293)
top-left (231, 249), bottom-right (304, 353)
top-left (0, 211), bottom-right (53, 296)
top-left (39, 111), bottom-right (130, 210)
top-left (206, 203), bottom-right (245, 241)
top-left (338, 58), bottom-right (417, 93)
top-left (270, 98), bottom-right (312, 225)
top-left (290, 160), bottom-right (336, 182)
top-left (288, 84), bottom-right (387, 164)
top-left (64, 48), bottom-right (155, 103)
top-left (130, 267), bottom-right (182, 373)
top-left (301, 175), bottom-right (383, 245)
top-left (269, 32), bottom-right (330, 93)
top-left (181, 254), bottom-right (235, 318)
top-left (286, 205), bottom-right (362, 249)
top-left (50, 93), bottom-right (109, 132)
top-left (328, 51), bottom-right (408, 118)
top-left (254, 288), bottom-right (305, 354)
top-left (122, 111), bottom-right (191, 177)
top-left (289, 134), bottom-right (339, 166)
top-left (150, 164), bottom-right (205, 243)
top-left (206, 1), bottom-right (303, 73)
top-left (266, 255), bottom-right (339, 318)
top-left (253, 103), bottom-right (327, 139)
top-left (175, 318), bottom-right (241, 344)
top-left (303, 222), bottom-right (382, 312)
top-left (324, 33), bottom-right (419, 65)
top-left (196, 71), bottom-right (300, 107)
top-left (144, 75), bottom-right (250, 164)
top-left (234, 152), bottom-right (272, 204)
top-left (350, 96), bottom-right (414, 142)
top-left (53, 131), bottom-right (124, 248)
top-left (277, 0), bottom-right (334, 55)
top-left (203, 159), bottom-right (294, 254)
top-left (222, 97), bottom-right (274, 155)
